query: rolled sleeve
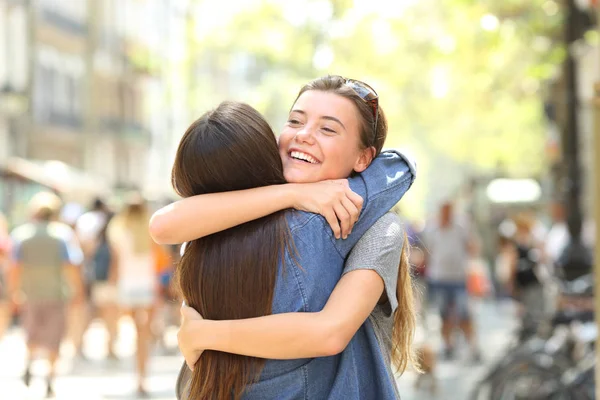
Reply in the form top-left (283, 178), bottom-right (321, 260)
top-left (334, 150), bottom-right (416, 258)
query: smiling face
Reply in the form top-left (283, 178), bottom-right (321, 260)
top-left (278, 90), bottom-right (374, 183)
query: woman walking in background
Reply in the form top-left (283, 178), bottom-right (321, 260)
top-left (108, 194), bottom-right (157, 396)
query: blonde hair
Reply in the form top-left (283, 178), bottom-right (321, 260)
top-left (390, 234), bottom-right (421, 375)
top-left (121, 198), bottom-right (152, 255)
top-left (28, 191), bottom-right (62, 221)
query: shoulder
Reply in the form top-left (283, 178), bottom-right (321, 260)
top-left (11, 223), bottom-right (36, 244)
top-left (348, 212), bottom-right (404, 266)
top-left (360, 212), bottom-right (403, 244)
top-left (48, 222), bottom-right (75, 241)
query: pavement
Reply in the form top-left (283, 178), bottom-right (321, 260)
top-left (0, 299), bottom-right (517, 400)
top-left (397, 299), bottom-right (518, 400)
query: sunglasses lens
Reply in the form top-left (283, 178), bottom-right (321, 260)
top-left (346, 80), bottom-right (377, 101)
top-left (344, 78), bottom-right (379, 134)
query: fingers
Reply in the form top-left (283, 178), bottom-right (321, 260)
top-left (180, 303), bottom-right (203, 321)
top-left (340, 196), bottom-right (360, 234)
top-left (322, 209), bottom-right (342, 239)
top-left (186, 358), bottom-right (196, 372)
top-left (346, 189), bottom-right (364, 212)
top-left (333, 203), bottom-right (352, 240)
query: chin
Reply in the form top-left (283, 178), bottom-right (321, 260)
top-left (284, 170), bottom-right (318, 184)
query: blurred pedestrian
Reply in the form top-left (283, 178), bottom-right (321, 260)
top-left (423, 201), bottom-right (481, 361)
top-left (107, 193), bottom-right (157, 396)
top-left (0, 211), bottom-right (11, 338)
top-left (8, 192), bottom-right (84, 398)
top-left (74, 198), bottom-right (118, 359)
top-left (544, 199), bottom-right (595, 274)
top-left (506, 212), bottom-right (547, 332)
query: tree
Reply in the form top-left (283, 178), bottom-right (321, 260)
top-left (185, 0), bottom-right (568, 215)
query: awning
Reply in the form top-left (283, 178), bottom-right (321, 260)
top-left (2, 157), bottom-right (110, 203)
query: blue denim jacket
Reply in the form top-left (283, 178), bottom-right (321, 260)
top-left (242, 150), bottom-right (416, 400)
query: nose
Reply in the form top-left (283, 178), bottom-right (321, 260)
top-left (294, 125), bottom-right (316, 145)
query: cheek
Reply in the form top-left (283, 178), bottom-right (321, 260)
top-left (320, 141), bottom-right (359, 177)
top-left (277, 130), bottom-right (294, 149)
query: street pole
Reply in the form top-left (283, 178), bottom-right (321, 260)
top-left (593, 2), bottom-right (600, 396)
top-left (557, 0), bottom-right (593, 280)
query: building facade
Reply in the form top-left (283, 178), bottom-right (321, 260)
top-left (0, 0), bottom-right (192, 223)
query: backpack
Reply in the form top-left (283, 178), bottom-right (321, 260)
top-left (514, 243), bottom-right (540, 288)
top-left (92, 239), bottom-right (112, 281)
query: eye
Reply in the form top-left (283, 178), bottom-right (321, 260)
top-left (287, 119), bottom-right (301, 125)
top-left (322, 127), bottom-right (336, 134)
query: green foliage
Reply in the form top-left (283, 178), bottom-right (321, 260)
top-left (185, 0), bottom-right (570, 214)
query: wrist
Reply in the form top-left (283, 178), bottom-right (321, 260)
top-left (189, 318), bottom-right (212, 351)
top-left (281, 183), bottom-right (301, 210)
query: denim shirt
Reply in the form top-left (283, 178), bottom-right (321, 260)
top-left (243, 150), bottom-right (416, 400)
top-left (176, 150), bottom-right (416, 400)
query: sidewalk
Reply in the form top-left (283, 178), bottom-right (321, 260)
top-left (0, 318), bottom-right (183, 400)
top-left (0, 299), bottom-right (517, 400)
top-left (396, 299), bottom-right (518, 400)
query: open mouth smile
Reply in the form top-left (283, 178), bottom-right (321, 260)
top-left (289, 151), bottom-right (320, 164)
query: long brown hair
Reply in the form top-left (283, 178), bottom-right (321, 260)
top-left (296, 76), bottom-right (418, 374)
top-left (172, 101), bottom-right (290, 399)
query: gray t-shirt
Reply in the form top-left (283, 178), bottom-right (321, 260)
top-left (343, 212), bottom-right (403, 399)
top-left (423, 221), bottom-right (469, 282)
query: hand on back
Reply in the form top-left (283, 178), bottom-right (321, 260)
top-left (178, 303), bottom-right (205, 371)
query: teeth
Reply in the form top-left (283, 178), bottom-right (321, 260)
top-left (290, 151), bottom-right (318, 164)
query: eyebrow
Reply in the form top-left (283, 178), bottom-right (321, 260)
top-left (290, 109), bottom-right (346, 131)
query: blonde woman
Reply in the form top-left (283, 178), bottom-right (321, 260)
top-left (107, 194), bottom-right (157, 396)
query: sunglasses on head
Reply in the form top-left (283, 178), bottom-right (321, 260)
top-left (343, 78), bottom-right (379, 132)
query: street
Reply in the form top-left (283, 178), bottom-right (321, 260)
top-left (0, 299), bottom-right (517, 400)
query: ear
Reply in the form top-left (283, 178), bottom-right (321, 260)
top-left (353, 146), bottom-right (376, 173)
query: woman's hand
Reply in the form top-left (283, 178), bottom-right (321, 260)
top-left (177, 304), bottom-right (205, 371)
top-left (291, 180), bottom-right (363, 240)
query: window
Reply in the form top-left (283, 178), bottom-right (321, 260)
top-left (0, 3), bottom-right (7, 88)
top-left (7, 5), bottom-right (28, 92)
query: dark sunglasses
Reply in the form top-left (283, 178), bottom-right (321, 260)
top-left (344, 78), bottom-right (379, 132)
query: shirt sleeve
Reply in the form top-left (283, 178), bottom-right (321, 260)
top-left (61, 226), bottom-right (84, 266)
top-left (343, 213), bottom-right (404, 317)
top-left (334, 149), bottom-right (416, 258)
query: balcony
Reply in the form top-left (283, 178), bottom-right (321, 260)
top-left (99, 117), bottom-right (150, 143)
top-left (40, 7), bottom-right (87, 36)
top-left (35, 109), bottom-right (83, 130)
top-left (122, 121), bottom-right (150, 143)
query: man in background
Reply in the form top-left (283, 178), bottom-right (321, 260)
top-left (9, 192), bottom-right (84, 398)
top-left (424, 201), bottom-right (481, 361)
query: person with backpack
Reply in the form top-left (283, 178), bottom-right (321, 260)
top-left (507, 212), bottom-right (547, 330)
top-left (74, 198), bottom-right (117, 359)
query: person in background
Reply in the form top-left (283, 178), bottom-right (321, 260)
top-left (9, 192), bottom-right (84, 398)
top-left (506, 212), bottom-right (547, 333)
top-left (424, 201), bottom-right (481, 361)
top-left (107, 193), bottom-right (157, 396)
top-left (151, 238), bottom-right (179, 352)
top-left (70, 198), bottom-right (112, 359)
top-left (0, 212), bottom-right (12, 338)
top-left (544, 199), bottom-right (595, 275)
top-left (74, 198), bottom-right (118, 359)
